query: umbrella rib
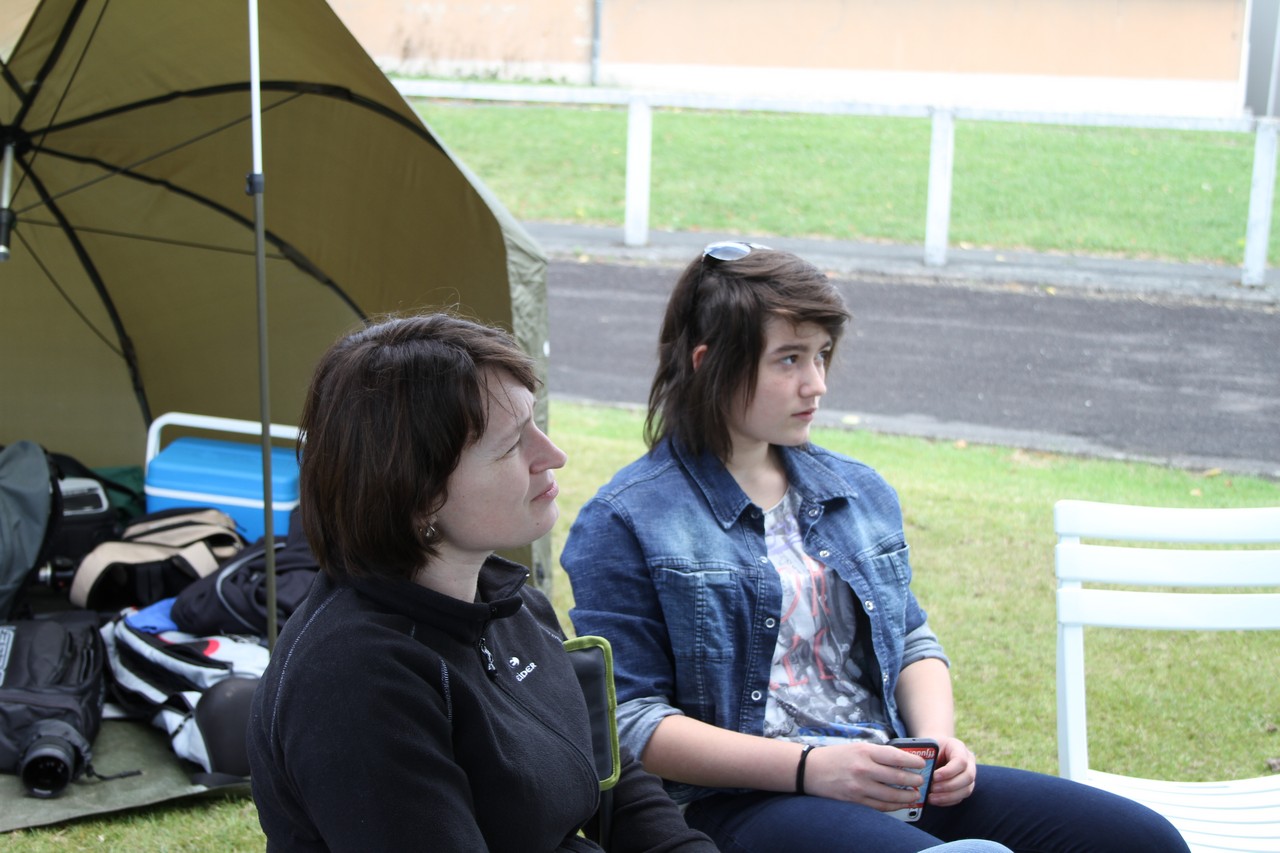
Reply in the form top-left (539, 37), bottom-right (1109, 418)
top-left (10, 226), bottom-right (124, 359)
top-left (40, 81), bottom-right (443, 153)
top-left (20, 145), bottom-right (365, 319)
top-left (14, 99), bottom-right (301, 215)
top-left (21, 159), bottom-right (152, 425)
top-left (16, 214), bottom-right (279, 259)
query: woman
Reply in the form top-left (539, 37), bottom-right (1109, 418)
top-left (561, 243), bottom-right (1191, 853)
top-left (246, 313), bottom-right (715, 852)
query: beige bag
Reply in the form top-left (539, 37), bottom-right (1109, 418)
top-left (71, 508), bottom-right (246, 610)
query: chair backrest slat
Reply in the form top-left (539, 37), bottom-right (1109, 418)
top-left (1058, 587), bottom-right (1280, 631)
top-left (1054, 501), bottom-right (1280, 545)
top-left (1056, 542), bottom-right (1280, 587)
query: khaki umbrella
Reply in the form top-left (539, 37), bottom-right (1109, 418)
top-left (0, 0), bottom-right (547, 465)
top-left (0, 0), bottom-right (550, 593)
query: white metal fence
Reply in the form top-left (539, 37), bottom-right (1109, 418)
top-left (394, 79), bottom-right (1277, 287)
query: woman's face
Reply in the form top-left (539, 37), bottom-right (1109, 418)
top-left (432, 369), bottom-right (567, 561)
top-left (729, 317), bottom-right (831, 453)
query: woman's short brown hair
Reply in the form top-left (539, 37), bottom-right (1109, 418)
top-left (298, 313), bottom-right (537, 582)
top-left (645, 246), bottom-right (850, 460)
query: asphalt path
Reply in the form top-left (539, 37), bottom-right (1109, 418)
top-left (546, 259), bottom-right (1280, 479)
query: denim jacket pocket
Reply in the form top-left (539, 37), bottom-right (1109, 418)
top-left (851, 546), bottom-right (912, 663)
top-left (652, 564), bottom-right (747, 716)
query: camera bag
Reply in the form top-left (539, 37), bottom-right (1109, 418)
top-left (42, 449), bottom-right (141, 566)
top-left (0, 610), bottom-right (108, 797)
top-left (0, 441), bottom-right (143, 620)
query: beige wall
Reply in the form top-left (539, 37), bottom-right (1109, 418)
top-left (330, 0), bottom-right (1245, 80)
top-left (328, 0), bottom-right (1250, 115)
top-left (330, 0), bottom-right (590, 68)
top-left (603, 0), bottom-right (1243, 79)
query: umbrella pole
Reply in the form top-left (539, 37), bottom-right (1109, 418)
top-left (0, 143), bottom-right (15, 261)
top-left (248, 0), bottom-right (278, 650)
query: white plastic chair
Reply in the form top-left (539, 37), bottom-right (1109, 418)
top-left (1054, 500), bottom-right (1280, 853)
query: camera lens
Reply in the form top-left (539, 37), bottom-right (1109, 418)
top-left (19, 736), bottom-right (77, 798)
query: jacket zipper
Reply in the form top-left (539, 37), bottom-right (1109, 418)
top-left (477, 636), bottom-right (497, 678)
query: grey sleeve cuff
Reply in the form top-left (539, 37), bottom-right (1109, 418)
top-left (616, 695), bottom-right (686, 761)
top-left (902, 620), bottom-right (950, 669)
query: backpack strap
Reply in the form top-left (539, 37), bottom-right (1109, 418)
top-left (123, 509), bottom-right (242, 555)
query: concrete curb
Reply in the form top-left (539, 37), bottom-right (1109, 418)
top-left (526, 222), bottom-right (1280, 308)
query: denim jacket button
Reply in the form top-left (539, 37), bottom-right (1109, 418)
top-left (808, 508), bottom-right (819, 517)
top-left (765, 617), bottom-right (777, 629)
top-left (759, 556), bottom-right (769, 564)
top-left (864, 600), bottom-right (875, 611)
top-left (819, 549), bottom-right (830, 558)
top-left (882, 673), bottom-right (890, 684)
top-left (751, 690), bottom-right (762, 701)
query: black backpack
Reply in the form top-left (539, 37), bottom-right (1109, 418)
top-left (0, 611), bottom-right (127, 797)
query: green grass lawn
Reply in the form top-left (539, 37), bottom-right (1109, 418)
top-left (6, 402), bottom-right (1277, 848)
top-left (417, 101), bottom-right (1272, 265)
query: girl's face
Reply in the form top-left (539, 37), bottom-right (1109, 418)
top-left (432, 369), bottom-right (567, 561)
top-left (728, 318), bottom-right (831, 454)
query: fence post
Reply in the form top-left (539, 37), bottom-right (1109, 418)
top-left (925, 109), bottom-right (955, 267)
top-left (624, 96), bottom-right (653, 247)
top-left (1243, 118), bottom-right (1278, 287)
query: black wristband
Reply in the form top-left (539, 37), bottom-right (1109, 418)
top-left (795, 744), bottom-right (818, 795)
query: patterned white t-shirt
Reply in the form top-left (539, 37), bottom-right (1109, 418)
top-left (762, 488), bottom-right (893, 745)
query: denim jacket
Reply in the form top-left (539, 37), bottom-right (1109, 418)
top-left (562, 438), bottom-right (947, 802)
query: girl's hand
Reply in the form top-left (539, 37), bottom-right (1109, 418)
top-left (802, 741), bottom-right (936, 811)
top-left (926, 736), bottom-right (977, 806)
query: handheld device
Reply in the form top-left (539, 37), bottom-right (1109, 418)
top-left (886, 737), bottom-right (938, 822)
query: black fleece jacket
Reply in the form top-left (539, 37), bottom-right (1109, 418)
top-left (247, 556), bottom-right (712, 852)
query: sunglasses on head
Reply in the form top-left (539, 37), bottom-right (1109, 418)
top-left (701, 241), bottom-right (772, 262)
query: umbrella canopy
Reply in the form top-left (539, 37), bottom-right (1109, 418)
top-left (0, 0), bottom-right (548, 468)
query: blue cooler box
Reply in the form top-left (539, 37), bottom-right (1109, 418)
top-left (145, 437), bottom-right (299, 541)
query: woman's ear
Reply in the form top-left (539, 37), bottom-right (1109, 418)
top-left (691, 344), bottom-right (708, 371)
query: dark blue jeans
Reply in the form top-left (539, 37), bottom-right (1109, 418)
top-left (682, 765), bottom-right (1191, 853)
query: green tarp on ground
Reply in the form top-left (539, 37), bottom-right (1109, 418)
top-left (0, 720), bottom-right (248, 833)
